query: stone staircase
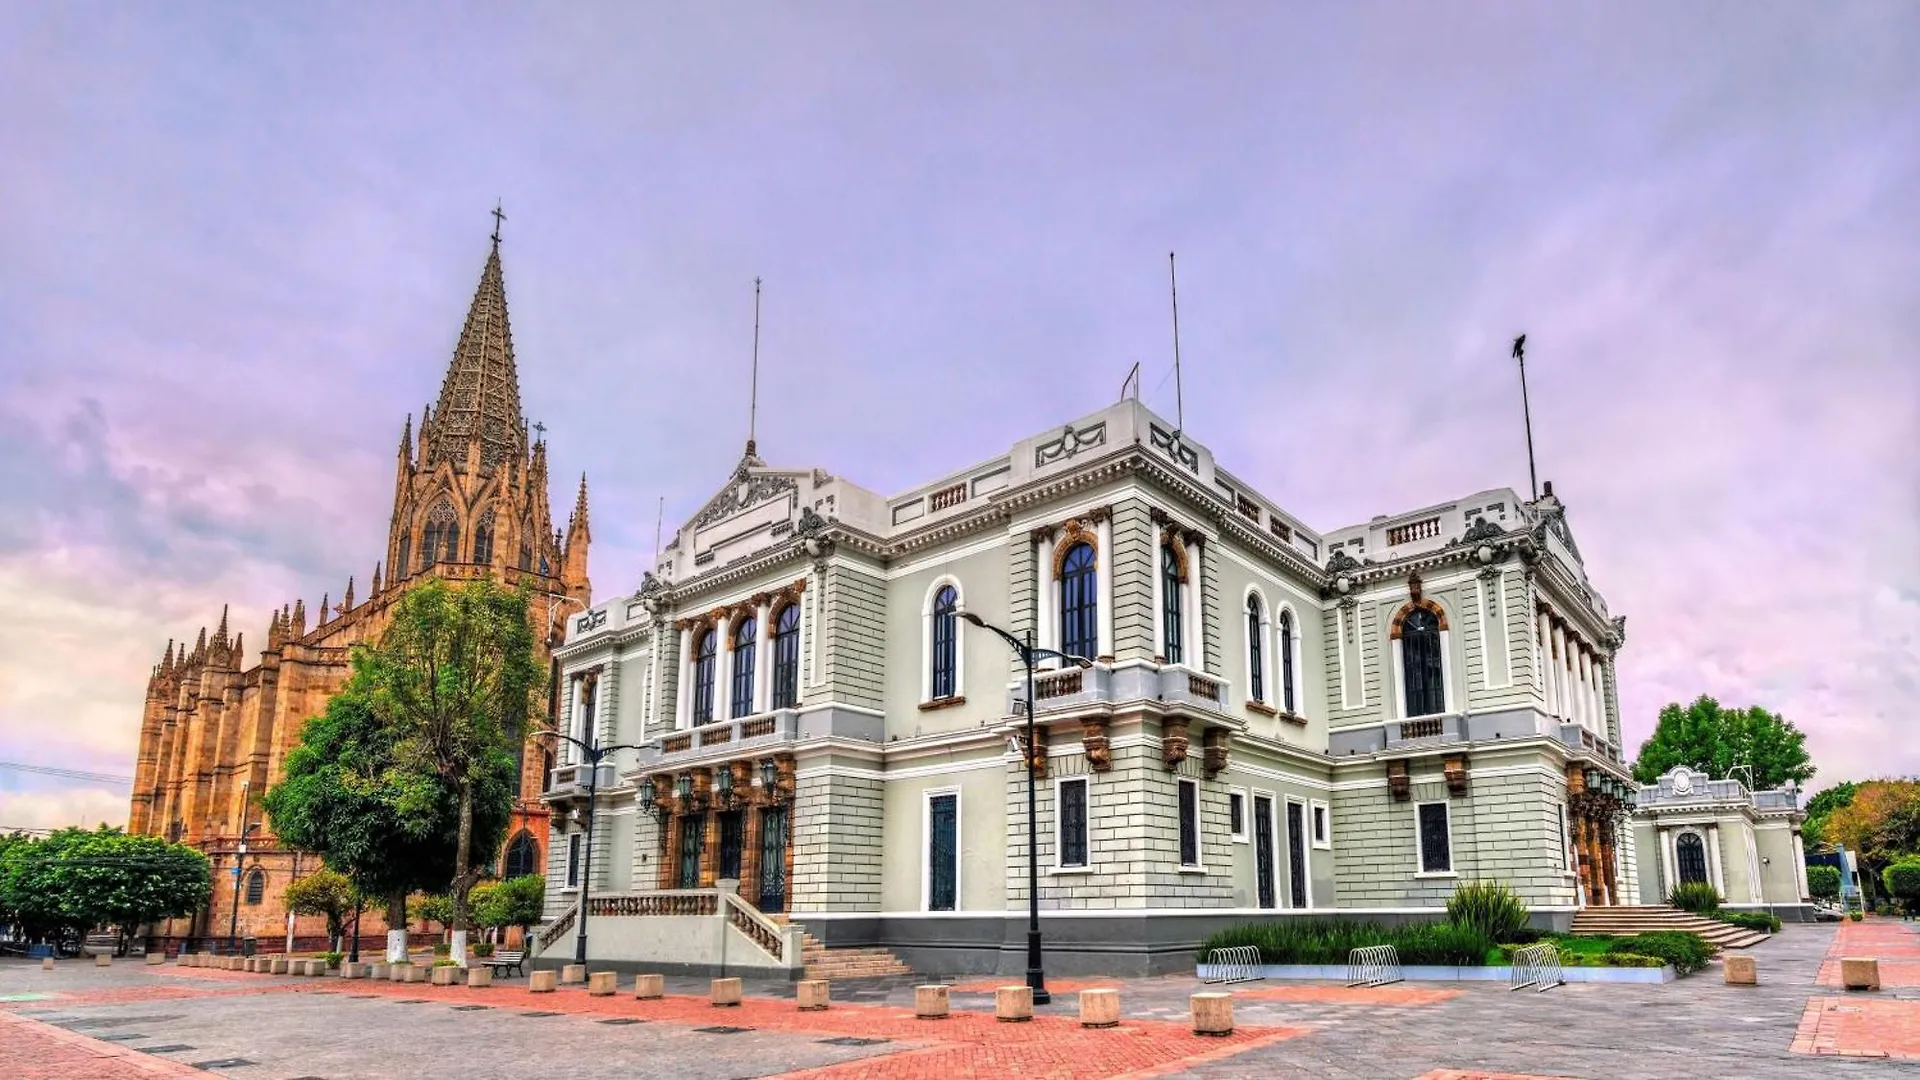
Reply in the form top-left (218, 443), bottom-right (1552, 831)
top-left (1570, 905), bottom-right (1770, 949)
top-left (785, 923), bottom-right (913, 980)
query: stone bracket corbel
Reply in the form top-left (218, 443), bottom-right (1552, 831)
top-left (1202, 727), bottom-right (1229, 780)
top-left (1080, 717), bottom-right (1112, 772)
top-left (1162, 718), bottom-right (1190, 771)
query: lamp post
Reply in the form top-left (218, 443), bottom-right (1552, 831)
top-left (958, 611), bottom-right (1093, 1006)
top-left (536, 729), bottom-right (643, 965)
top-left (226, 821), bottom-right (258, 956)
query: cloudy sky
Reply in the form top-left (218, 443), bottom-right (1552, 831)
top-left (2, 3), bottom-right (1914, 830)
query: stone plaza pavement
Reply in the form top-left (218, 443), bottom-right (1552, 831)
top-left (4, 919), bottom-right (1919, 1079)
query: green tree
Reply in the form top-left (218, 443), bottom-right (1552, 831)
top-left (472, 874), bottom-right (546, 940)
top-left (1885, 859), bottom-right (1920, 916)
top-left (1828, 780), bottom-right (1920, 904)
top-left (1806, 864), bottom-right (1841, 900)
top-left (1631, 695), bottom-right (1814, 790)
top-left (282, 867), bottom-right (359, 952)
top-left (408, 892), bottom-right (455, 935)
top-left (0, 828), bottom-right (209, 953)
top-left (371, 578), bottom-right (541, 965)
top-left (1803, 781), bottom-right (1859, 852)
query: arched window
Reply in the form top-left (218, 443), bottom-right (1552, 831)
top-left (472, 510), bottom-right (495, 565)
top-left (1278, 608), bottom-right (1296, 714)
top-left (1247, 594), bottom-right (1266, 703)
top-left (443, 519), bottom-right (461, 563)
top-left (540, 749), bottom-right (554, 793)
top-left (1401, 607), bottom-right (1446, 718)
top-left (423, 501), bottom-right (457, 568)
top-left (730, 616), bottom-right (758, 717)
top-left (503, 831), bottom-right (538, 880)
top-left (519, 542), bottom-right (532, 571)
top-left (244, 868), bottom-right (266, 905)
top-left (396, 532), bottom-right (411, 579)
top-left (1059, 543), bottom-right (1098, 660)
top-left (771, 604), bottom-right (801, 709)
top-left (692, 629), bottom-right (717, 725)
top-left (1161, 545), bottom-right (1184, 665)
top-left (1676, 832), bottom-right (1708, 886)
top-left (931, 585), bottom-right (959, 699)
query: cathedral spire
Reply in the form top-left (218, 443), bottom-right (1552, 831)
top-left (422, 225), bottom-right (524, 477)
top-left (214, 605), bottom-right (230, 648)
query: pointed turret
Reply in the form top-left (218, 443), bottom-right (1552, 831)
top-left (343, 576), bottom-right (355, 612)
top-left (213, 605), bottom-right (230, 648)
top-left (291, 599), bottom-right (306, 637)
top-left (192, 626), bottom-right (207, 662)
top-left (421, 240), bottom-right (525, 478)
top-left (400, 413), bottom-right (413, 457)
top-left (563, 473), bottom-right (592, 602)
top-left (267, 609), bottom-right (284, 651)
top-left (372, 562), bottom-right (383, 596)
top-left (161, 639), bottom-right (175, 676)
top-left (231, 632), bottom-right (243, 661)
top-left (319, 593), bottom-right (330, 624)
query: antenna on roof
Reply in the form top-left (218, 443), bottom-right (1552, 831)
top-left (653, 496), bottom-right (665, 565)
top-left (747, 277), bottom-right (763, 458)
top-left (1169, 252), bottom-right (1185, 433)
top-left (1119, 362), bottom-right (1140, 403)
top-left (1512, 333), bottom-right (1539, 501)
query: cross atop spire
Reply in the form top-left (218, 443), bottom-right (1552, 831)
top-left (490, 201), bottom-right (506, 247)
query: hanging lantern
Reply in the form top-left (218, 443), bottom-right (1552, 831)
top-left (716, 764), bottom-right (733, 796)
top-left (760, 758), bottom-right (778, 790)
top-left (676, 773), bottom-right (693, 802)
top-left (638, 779), bottom-right (655, 811)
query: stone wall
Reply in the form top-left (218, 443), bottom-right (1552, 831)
top-left (789, 770), bottom-right (883, 911)
top-left (820, 562), bottom-right (886, 711)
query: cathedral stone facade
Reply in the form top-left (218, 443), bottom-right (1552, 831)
top-left (538, 399), bottom-right (1642, 977)
top-left (128, 239), bottom-right (589, 952)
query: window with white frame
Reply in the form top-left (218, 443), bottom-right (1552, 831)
top-left (1557, 804), bottom-right (1573, 872)
top-left (1278, 608), bottom-right (1298, 714)
top-left (1399, 606), bottom-right (1446, 718)
top-left (1060, 542), bottom-right (1099, 660)
top-left (1246, 593), bottom-right (1267, 704)
top-left (1310, 800), bottom-right (1330, 849)
top-left (565, 833), bottom-right (583, 889)
top-left (1229, 788), bottom-right (1248, 842)
top-left (1161, 544), bottom-right (1185, 665)
top-left (1177, 778), bottom-right (1201, 867)
top-left (1415, 801), bottom-right (1452, 874)
top-left (924, 580), bottom-right (963, 703)
top-left (1056, 777), bottom-right (1089, 868)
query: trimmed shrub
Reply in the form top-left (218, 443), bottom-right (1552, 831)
top-left (472, 942), bottom-right (495, 958)
top-left (1715, 911), bottom-right (1780, 934)
top-left (1669, 882), bottom-right (1722, 914)
top-left (1611, 931), bottom-right (1713, 975)
top-left (320, 951), bottom-right (343, 969)
top-left (1849, 911), bottom-right (1864, 922)
top-left (1394, 923), bottom-right (1494, 967)
top-left (1883, 860), bottom-right (1920, 912)
top-left (1599, 952), bottom-right (1666, 968)
top-left (1446, 881), bottom-right (1529, 944)
top-left (1807, 865), bottom-right (1841, 900)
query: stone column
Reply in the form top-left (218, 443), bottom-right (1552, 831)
top-left (1150, 530), bottom-right (1166, 660)
top-left (1096, 517), bottom-right (1114, 660)
top-left (1189, 536), bottom-right (1207, 672)
top-left (1660, 827), bottom-right (1677, 900)
top-left (676, 625), bottom-right (692, 729)
top-left (1546, 623), bottom-right (1563, 719)
top-left (1706, 824), bottom-right (1726, 896)
top-left (753, 600), bottom-right (772, 712)
top-left (1036, 535), bottom-right (1055, 661)
top-left (1598, 818), bottom-right (1619, 906)
top-left (715, 619), bottom-right (734, 720)
top-left (1537, 611), bottom-right (1554, 712)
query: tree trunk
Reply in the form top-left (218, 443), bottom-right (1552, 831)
top-left (385, 890), bottom-right (408, 964)
top-left (450, 776), bottom-right (474, 968)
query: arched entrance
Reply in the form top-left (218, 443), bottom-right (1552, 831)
top-left (1676, 832), bottom-right (1709, 886)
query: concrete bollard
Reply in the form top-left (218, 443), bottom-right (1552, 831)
top-left (269, 958), bottom-right (290, 975)
top-left (529, 969), bottom-right (558, 993)
top-left (96, 954), bottom-right (112, 967)
top-left (41, 957), bottom-right (54, 971)
top-left (367, 963), bottom-right (389, 980)
top-left (146, 952), bottom-right (166, 966)
top-left (995, 985), bottom-right (1034, 1023)
top-left (710, 977), bottom-right (743, 1006)
top-left (1723, 955), bottom-right (1757, 986)
top-left (387, 963), bottom-right (409, 982)
top-left (796, 979), bottom-right (830, 1011)
top-left (1079, 988), bottom-right (1121, 1028)
top-left (633, 973), bottom-right (664, 999)
top-left (1841, 957), bottom-right (1881, 991)
top-left (915, 984), bottom-right (950, 1019)
top-left (560, 963), bottom-right (586, 985)
top-left (1191, 991), bottom-right (1233, 1036)
top-left (431, 965), bottom-right (460, 986)
top-left (401, 965), bottom-right (426, 983)
top-left (341, 962), bottom-right (366, 979)
top-left (588, 971), bottom-right (618, 996)
top-left (467, 967), bottom-right (492, 988)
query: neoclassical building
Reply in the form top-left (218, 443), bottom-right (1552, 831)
top-left (1632, 765), bottom-right (1812, 918)
top-left (128, 236), bottom-right (589, 951)
top-left (540, 399), bottom-right (1638, 975)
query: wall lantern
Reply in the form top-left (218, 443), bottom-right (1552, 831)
top-left (676, 773), bottom-right (693, 802)
top-left (715, 765), bottom-right (733, 796)
top-left (760, 758), bottom-right (778, 790)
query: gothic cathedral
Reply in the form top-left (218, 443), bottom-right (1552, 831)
top-left (127, 234), bottom-right (590, 952)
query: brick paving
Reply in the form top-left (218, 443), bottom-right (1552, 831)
top-left (1818, 917), bottom-right (1920, 988)
top-left (10, 922), bottom-right (1920, 1078)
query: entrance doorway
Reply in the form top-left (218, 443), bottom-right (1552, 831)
top-left (1253, 795), bottom-right (1276, 909)
top-left (1286, 801), bottom-right (1309, 909)
top-left (757, 806), bottom-right (788, 913)
top-left (676, 813), bottom-right (704, 889)
top-left (926, 792), bottom-right (958, 911)
top-left (1676, 832), bottom-right (1708, 887)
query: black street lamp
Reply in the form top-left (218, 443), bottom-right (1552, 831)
top-left (536, 729), bottom-right (643, 965)
top-left (226, 820), bottom-right (259, 956)
top-left (958, 611), bottom-right (1093, 1006)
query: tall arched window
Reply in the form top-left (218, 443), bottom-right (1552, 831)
top-left (1059, 543), bottom-right (1098, 660)
top-left (423, 501), bottom-right (458, 567)
top-left (730, 616), bottom-right (757, 717)
top-left (771, 604), bottom-right (801, 709)
top-left (692, 629), bottom-right (717, 725)
top-left (472, 510), bottom-right (495, 565)
top-left (1401, 607), bottom-right (1446, 718)
top-left (503, 831), bottom-right (538, 880)
top-left (443, 519), bottom-right (461, 563)
top-left (1247, 595), bottom-right (1266, 703)
top-left (245, 868), bottom-right (266, 905)
top-left (1161, 545), bottom-right (1184, 665)
top-left (930, 585), bottom-right (959, 699)
top-left (519, 541), bottom-right (532, 571)
top-left (1676, 832), bottom-right (1708, 886)
top-left (396, 532), bottom-right (411, 579)
top-left (1278, 609), bottom-right (1296, 713)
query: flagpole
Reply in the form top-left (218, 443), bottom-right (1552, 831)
top-left (1513, 334), bottom-right (1538, 501)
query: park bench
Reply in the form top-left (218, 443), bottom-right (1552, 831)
top-left (484, 950), bottom-right (525, 978)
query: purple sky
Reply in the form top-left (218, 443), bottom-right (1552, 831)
top-left (2, 4), bottom-right (1915, 830)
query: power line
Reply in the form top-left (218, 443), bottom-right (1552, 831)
top-left (0, 761), bottom-right (134, 786)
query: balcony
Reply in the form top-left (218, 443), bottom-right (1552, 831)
top-left (1555, 723), bottom-right (1621, 765)
top-left (543, 761), bottom-right (618, 803)
top-left (999, 662), bottom-right (1231, 722)
top-left (633, 706), bottom-right (884, 772)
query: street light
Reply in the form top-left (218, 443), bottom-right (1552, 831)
top-left (957, 611), bottom-right (1094, 1006)
top-left (535, 728), bottom-right (643, 965)
top-left (226, 820), bottom-right (259, 956)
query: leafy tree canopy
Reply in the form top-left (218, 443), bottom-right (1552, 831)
top-left (1631, 695), bottom-right (1815, 790)
top-left (1803, 780), bottom-right (1860, 852)
top-left (0, 827), bottom-right (209, 940)
top-left (282, 866), bottom-right (359, 944)
top-left (1827, 780), bottom-right (1920, 873)
top-left (472, 874), bottom-right (546, 933)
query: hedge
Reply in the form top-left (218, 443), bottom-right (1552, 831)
top-left (1196, 919), bottom-right (1492, 966)
top-left (1807, 864), bottom-right (1841, 900)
